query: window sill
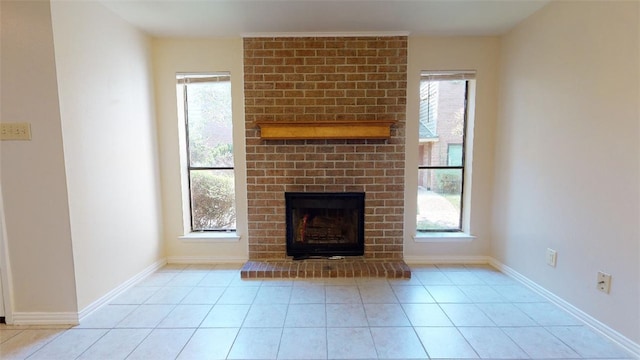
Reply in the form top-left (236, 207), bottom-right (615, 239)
top-left (413, 232), bottom-right (476, 243)
top-left (179, 232), bottom-right (241, 242)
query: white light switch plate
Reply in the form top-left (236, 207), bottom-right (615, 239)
top-left (1, 122), bottom-right (32, 140)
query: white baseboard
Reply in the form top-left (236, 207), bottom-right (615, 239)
top-left (489, 257), bottom-right (640, 359)
top-left (403, 255), bottom-right (491, 265)
top-left (166, 256), bottom-right (248, 264)
top-left (78, 259), bottom-right (167, 321)
top-left (12, 312), bottom-right (79, 325)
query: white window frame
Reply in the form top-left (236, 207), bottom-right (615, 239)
top-left (407, 71), bottom-right (477, 242)
top-left (176, 72), bottom-right (247, 242)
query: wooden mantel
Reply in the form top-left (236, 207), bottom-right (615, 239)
top-left (255, 121), bottom-right (396, 140)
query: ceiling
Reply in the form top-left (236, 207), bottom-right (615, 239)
top-left (97, 0), bottom-right (550, 38)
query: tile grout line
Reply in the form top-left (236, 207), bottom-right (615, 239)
top-left (20, 264), bottom-right (633, 360)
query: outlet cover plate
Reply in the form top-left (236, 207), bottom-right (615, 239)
top-left (546, 248), bottom-right (557, 267)
top-left (597, 271), bottom-right (611, 293)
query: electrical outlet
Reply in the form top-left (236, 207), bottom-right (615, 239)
top-left (0, 122), bottom-right (31, 140)
top-left (597, 271), bottom-right (611, 293)
top-left (546, 248), bottom-right (557, 267)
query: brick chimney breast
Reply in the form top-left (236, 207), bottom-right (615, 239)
top-left (244, 36), bottom-right (407, 260)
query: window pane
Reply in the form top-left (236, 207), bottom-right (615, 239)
top-left (417, 168), bottom-right (462, 231)
top-left (447, 144), bottom-right (463, 166)
top-left (190, 169), bottom-right (236, 231)
top-left (186, 80), bottom-right (233, 168)
top-left (417, 80), bottom-right (466, 167)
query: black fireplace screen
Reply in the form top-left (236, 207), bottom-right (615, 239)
top-left (285, 192), bottom-right (365, 257)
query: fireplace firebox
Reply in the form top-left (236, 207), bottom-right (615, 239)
top-left (285, 192), bottom-right (365, 258)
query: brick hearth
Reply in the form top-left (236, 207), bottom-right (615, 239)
top-left (241, 259), bottom-right (411, 279)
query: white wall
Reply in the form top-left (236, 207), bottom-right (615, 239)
top-left (153, 39), bottom-right (248, 261)
top-left (156, 36), bottom-right (497, 263)
top-left (493, 1), bottom-right (639, 343)
top-left (154, 36), bottom-right (498, 263)
top-left (404, 37), bottom-right (499, 260)
top-left (0, 1), bottom-right (78, 315)
top-left (50, 2), bottom-right (164, 311)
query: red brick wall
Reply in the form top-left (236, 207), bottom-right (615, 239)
top-left (243, 36), bottom-right (407, 260)
top-left (429, 81), bottom-right (466, 168)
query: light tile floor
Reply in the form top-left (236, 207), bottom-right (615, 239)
top-left (0, 263), bottom-right (635, 360)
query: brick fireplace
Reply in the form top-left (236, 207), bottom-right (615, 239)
top-left (243, 36), bottom-right (408, 264)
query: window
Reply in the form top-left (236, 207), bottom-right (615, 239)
top-left (177, 73), bottom-right (236, 231)
top-left (417, 72), bottom-right (474, 232)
